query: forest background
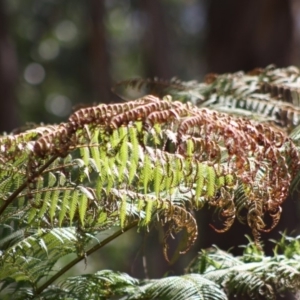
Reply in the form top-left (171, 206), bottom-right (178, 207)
top-left (1, 0), bottom-right (300, 279)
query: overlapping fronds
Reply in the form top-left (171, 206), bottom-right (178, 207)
top-left (126, 274), bottom-right (227, 300)
top-left (33, 270), bottom-right (139, 300)
top-left (186, 235), bottom-right (300, 300)
top-left (1, 66), bottom-right (300, 299)
top-left (35, 271), bottom-right (226, 300)
top-left (15, 236), bottom-right (300, 300)
top-left (1, 93), bottom-right (299, 258)
top-left (116, 65), bottom-right (300, 132)
top-left (10, 94), bottom-right (297, 245)
top-left (0, 227), bottom-right (78, 285)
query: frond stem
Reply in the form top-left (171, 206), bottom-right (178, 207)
top-left (0, 156), bottom-right (58, 216)
top-left (35, 220), bottom-right (138, 296)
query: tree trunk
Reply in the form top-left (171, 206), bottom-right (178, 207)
top-left (140, 0), bottom-right (173, 78)
top-left (206, 0), bottom-right (294, 73)
top-left (87, 0), bottom-right (115, 103)
top-left (0, 0), bottom-right (18, 132)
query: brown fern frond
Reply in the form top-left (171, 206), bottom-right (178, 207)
top-left (26, 92), bottom-right (300, 252)
top-left (163, 205), bottom-right (198, 262)
top-left (209, 187), bottom-right (236, 233)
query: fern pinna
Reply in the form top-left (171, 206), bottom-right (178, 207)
top-left (32, 94), bottom-right (299, 244)
top-left (1, 65), bottom-right (300, 299)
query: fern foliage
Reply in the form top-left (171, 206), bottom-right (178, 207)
top-left (0, 227), bottom-right (78, 284)
top-left (186, 235), bottom-right (300, 300)
top-left (1, 66), bottom-right (300, 298)
top-left (126, 274), bottom-right (227, 300)
top-left (34, 270), bottom-right (139, 300)
top-left (117, 65), bottom-right (300, 131)
top-left (29, 93), bottom-right (300, 243)
top-left (14, 236), bottom-right (300, 300)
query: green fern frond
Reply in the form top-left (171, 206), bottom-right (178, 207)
top-left (49, 189), bottom-right (60, 223)
top-left (1, 91), bottom-right (297, 252)
top-left (128, 274), bottom-right (227, 300)
top-left (58, 189), bottom-right (70, 226)
top-left (187, 237), bottom-right (300, 300)
top-left (144, 198), bottom-right (154, 225)
top-left (140, 153), bottom-right (152, 194)
top-left (153, 158), bottom-right (164, 197)
top-left (0, 228), bottom-right (27, 250)
top-left (206, 166), bottom-right (216, 198)
top-left (68, 189), bottom-right (78, 224)
top-left (0, 227), bottom-right (78, 285)
top-left (34, 270), bottom-right (139, 300)
top-left (117, 126), bottom-right (129, 182)
top-left (119, 195), bottom-right (127, 228)
top-left (78, 193), bottom-right (88, 227)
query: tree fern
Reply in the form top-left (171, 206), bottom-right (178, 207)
top-left (1, 66), bottom-right (300, 299)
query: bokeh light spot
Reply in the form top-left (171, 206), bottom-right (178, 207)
top-left (55, 20), bottom-right (78, 42)
top-left (39, 39), bottom-right (60, 60)
top-left (45, 94), bottom-right (72, 117)
top-left (24, 63), bottom-right (46, 85)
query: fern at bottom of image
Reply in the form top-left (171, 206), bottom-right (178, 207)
top-left (3, 235), bottom-right (300, 300)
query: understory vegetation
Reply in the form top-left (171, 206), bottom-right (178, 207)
top-left (1, 65), bottom-right (300, 299)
